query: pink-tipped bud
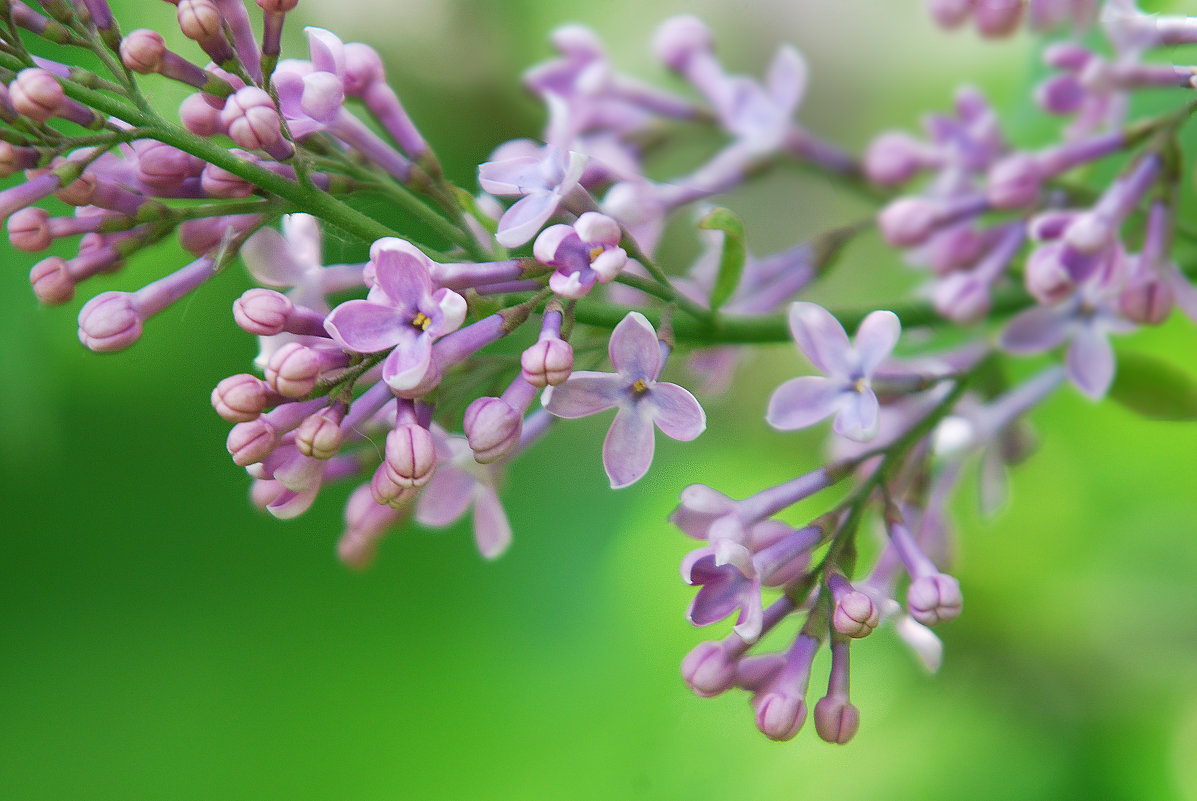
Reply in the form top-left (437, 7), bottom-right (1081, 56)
top-left (180, 93), bottom-right (224, 136)
top-left (30, 257), bottom-right (74, 304)
top-left (374, 423), bottom-right (437, 502)
top-left (987, 154), bottom-right (1043, 210)
top-left (343, 42), bottom-right (384, 95)
top-left (212, 373), bottom-right (275, 422)
top-left (463, 396), bottom-right (522, 464)
top-left (864, 132), bottom-right (930, 187)
top-left (752, 692), bottom-right (806, 742)
top-left (296, 407), bottom-right (344, 460)
top-left (265, 342), bottom-right (323, 398)
top-left (926, 0), bottom-right (973, 28)
top-left (521, 338), bottom-right (573, 387)
top-left (201, 162), bottom-right (254, 198)
top-left (234, 288), bottom-right (292, 335)
top-left (813, 696), bottom-right (861, 744)
top-left (121, 29), bottom-right (166, 73)
top-left (653, 15), bottom-right (712, 71)
top-left (77, 291), bottom-right (142, 351)
top-left (1120, 279), bottom-right (1173, 325)
top-left (9, 207), bottom-right (51, 251)
top-left (833, 591), bottom-right (882, 638)
top-left (10, 69), bottom-right (64, 123)
top-left (221, 87), bottom-right (283, 151)
top-left (177, 0), bottom-right (223, 41)
top-left (879, 197), bottom-right (941, 248)
top-left (907, 573), bottom-right (963, 626)
top-left (136, 141), bottom-right (198, 192)
top-left (227, 418), bottom-right (278, 466)
top-left (681, 641), bottom-right (738, 698)
top-left (974, 0), bottom-right (1023, 37)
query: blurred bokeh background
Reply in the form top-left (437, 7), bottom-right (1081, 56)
top-left (3, 1), bottom-right (1197, 798)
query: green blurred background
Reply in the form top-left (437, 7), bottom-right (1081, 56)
top-left (3, 1), bottom-right (1197, 799)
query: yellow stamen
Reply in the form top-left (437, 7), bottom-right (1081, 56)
top-left (589, 245), bottom-right (605, 262)
top-left (411, 312), bottom-right (431, 331)
top-left (632, 378), bottom-right (648, 394)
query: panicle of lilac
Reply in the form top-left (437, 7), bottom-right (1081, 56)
top-left (77, 255), bottom-right (218, 352)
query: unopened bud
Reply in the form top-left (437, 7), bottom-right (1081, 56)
top-left (265, 341), bottom-right (323, 398)
top-left (463, 396), bottom-right (522, 463)
top-left (30, 257), bottom-right (74, 304)
top-left (221, 87), bottom-right (283, 151)
top-left (907, 573), bottom-right (963, 626)
top-left (233, 288), bottom-right (292, 335)
top-left (120, 29), bottom-right (166, 73)
top-left (832, 590), bottom-right (881, 638)
top-left (681, 640), bottom-right (738, 698)
top-left (653, 15), bottom-right (712, 71)
top-left (227, 418), bottom-right (278, 466)
top-left (212, 373), bottom-right (275, 422)
top-left (813, 695), bottom-right (861, 744)
top-left (9, 207), bottom-right (51, 251)
top-left (10, 69), bottom-right (64, 123)
top-left (296, 406), bottom-right (345, 460)
top-left (752, 692), bottom-right (806, 742)
top-left (177, 0), bottom-right (223, 41)
top-left (77, 291), bottom-right (142, 351)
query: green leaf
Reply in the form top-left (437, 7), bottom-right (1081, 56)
top-left (1109, 351), bottom-right (1197, 421)
top-left (697, 207), bottom-right (747, 312)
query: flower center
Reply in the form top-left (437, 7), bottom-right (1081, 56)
top-left (852, 377), bottom-right (868, 394)
top-left (632, 378), bottom-right (648, 394)
top-left (588, 245), bottom-right (605, 263)
top-left (411, 312), bottom-right (431, 331)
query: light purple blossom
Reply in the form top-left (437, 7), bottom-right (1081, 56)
top-left (415, 427), bottom-right (512, 560)
top-left (324, 238), bottom-right (467, 393)
top-left (533, 211), bottom-right (627, 298)
top-left (767, 302), bottom-right (902, 441)
top-left (544, 312), bottom-right (706, 489)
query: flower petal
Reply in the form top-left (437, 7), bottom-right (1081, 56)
top-left (496, 192), bottom-right (558, 248)
top-left (853, 309), bottom-right (901, 376)
top-left (373, 245), bottom-right (433, 308)
top-left (305, 27), bottom-right (345, 77)
top-left (833, 389), bottom-right (881, 442)
top-left (543, 372), bottom-right (625, 418)
top-left (416, 462), bottom-right (475, 527)
top-left (766, 44), bottom-right (807, 117)
top-left (426, 288), bottom-right (467, 335)
top-left (603, 405), bottom-right (655, 489)
top-left (472, 485), bottom-right (512, 559)
top-left (765, 375), bottom-right (843, 430)
top-left (788, 301), bottom-right (853, 376)
top-left (999, 305), bottom-right (1071, 354)
top-left (609, 311), bottom-right (661, 380)
top-left (324, 299), bottom-right (401, 352)
top-left (1067, 324), bottom-right (1114, 399)
top-left (241, 228), bottom-right (308, 287)
top-left (381, 331), bottom-right (433, 391)
top-left (648, 382), bottom-right (706, 441)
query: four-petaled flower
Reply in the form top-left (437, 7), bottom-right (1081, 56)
top-left (544, 312), bottom-right (706, 488)
top-left (324, 238), bottom-right (467, 392)
top-left (534, 211), bottom-right (628, 298)
top-left (767, 302), bottom-right (901, 441)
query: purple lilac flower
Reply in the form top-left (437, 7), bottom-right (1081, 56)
top-left (324, 238), bottom-right (467, 393)
top-left (544, 312), bottom-right (705, 489)
top-left (415, 427), bottom-right (512, 559)
top-left (767, 302), bottom-right (901, 441)
top-left (533, 211), bottom-right (627, 298)
top-left (478, 134), bottom-right (588, 249)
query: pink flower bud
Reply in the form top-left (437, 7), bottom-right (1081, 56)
top-left (296, 406), bottom-right (345, 460)
top-left (681, 641), bottom-right (738, 698)
top-left (752, 692), bottom-right (806, 742)
top-left (520, 338), bottom-right (574, 387)
top-left (201, 162), bottom-right (254, 198)
top-left (30, 257), bottom-right (74, 305)
top-left (864, 132), bottom-right (930, 187)
top-left (1119, 279), bottom-right (1173, 325)
top-left (179, 92), bottom-right (224, 136)
top-left (135, 141), bottom-right (198, 192)
top-left (211, 373), bottom-right (275, 422)
top-left (369, 463), bottom-right (420, 509)
top-left (907, 573), bottom-right (963, 626)
top-left (10, 69), bottom-right (64, 123)
top-left (9, 207), bottom-right (51, 251)
top-left (832, 590), bottom-right (881, 638)
top-left (265, 341), bottom-right (323, 398)
top-left (227, 418), bottom-right (278, 466)
top-left (221, 87), bottom-right (283, 151)
top-left (177, 0), bottom-right (223, 41)
top-left (233, 288), bottom-right (292, 335)
top-left (0, 142), bottom-right (39, 178)
top-left (1024, 245), bottom-right (1075, 305)
top-left (987, 153), bottom-right (1043, 210)
top-left (813, 695), bottom-right (861, 744)
top-left (653, 15), bottom-right (712, 71)
top-left (379, 423), bottom-right (437, 491)
top-left (974, 0), bottom-right (1023, 37)
top-left (463, 396), bottom-right (522, 464)
top-left (77, 291), bottom-right (142, 351)
top-left (120, 29), bottom-right (166, 73)
top-left (879, 197), bottom-right (940, 248)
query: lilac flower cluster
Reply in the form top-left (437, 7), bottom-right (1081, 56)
top-left (6, 0), bottom-right (1197, 746)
